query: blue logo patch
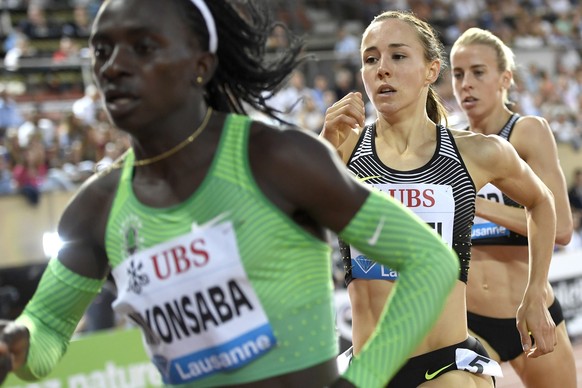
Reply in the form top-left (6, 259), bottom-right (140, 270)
top-left (352, 256), bottom-right (398, 280)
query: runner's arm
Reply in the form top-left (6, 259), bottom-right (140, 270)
top-left (338, 189), bottom-right (458, 387)
top-left (13, 258), bottom-right (104, 380)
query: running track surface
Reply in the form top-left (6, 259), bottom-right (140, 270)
top-left (497, 337), bottom-right (582, 387)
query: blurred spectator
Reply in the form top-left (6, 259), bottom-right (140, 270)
top-left (266, 24), bottom-right (290, 52)
top-left (272, 0), bottom-right (311, 32)
top-left (569, 168), bottom-right (582, 212)
top-left (72, 84), bottom-right (101, 126)
top-left (557, 47), bottom-right (581, 74)
top-left (60, 139), bottom-right (94, 184)
top-left (0, 84), bottom-right (24, 137)
top-left (55, 111), bottom-right (89, 157)
top-left (333, 66), bottom-right (356, 101)
top-left (88, 108), bottom-right (120, 162)
top-left (480, 2), bottom-right (514, 42)
top-left (296, 92), bottom-right (325, 133)
top-left (94, 130), bottom-right (130, 172)
top-left (52, 36), bottom-right (80, 63)
top-left (550, 108), bottom-right (581, 150)
top-left (535, 68), bottom-right (557, 104)
top-left (443, 18), bottom-right (476, 46)
top-left (548, 1), bottom-right (573, 19)
top-left (18, 4), bottom-right (61, 40)
top-left (519, 63), bottom-right (542, 94)
top-left (0, 0), bottom-right (581, 195)
top-left (453, 0), bottom-right (484, 22)
top-left (558, 207), bottom-right (582, 252)
top-left (3, 127), bottom-right (21, 166)
top-left (17, 105), bottom-right (56, 149)
top-left (3, 26), bottom-right (22, 54)
top-left (0, 146), bottom-right (15, 195)
top-left (554, 72), bottom-right (578, 112)
top-left (61, 4), bottom-right (92, 38)
top-left (0, 0), bottom-right (24, 10)
top-left (12, 135), bottom-right (48, 205)
top-left (512, 13), bottom-right (546, 49)
top-left (334, 23), bottom-right (360, 71)
top-left (12, 130), bottom-right (76, 201)
top-left (409, 0), bottom-right (432, 23)
top-left (311, 74), bottom-right (333, 114)
top-left (72, 0), bottom-right (102, 20)
top-left (377, 0), bottom-right (409, 12)
top-left (94, 141), bottom-right (120, 172)
top-left (265, 69), bottom-right (315, 125)
top-left (510, 77), bottom-right (541, 117)
top-left (4, 32), bottom-right (37, 71)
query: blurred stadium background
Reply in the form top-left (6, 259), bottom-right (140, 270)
top-left (1, 1), bottom-right (581, 387)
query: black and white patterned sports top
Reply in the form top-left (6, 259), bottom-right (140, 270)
top-left (341, 122), bottom-right (476, 284)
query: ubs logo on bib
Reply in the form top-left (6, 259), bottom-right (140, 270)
top-left (384, 187), bottom-right (436, 208)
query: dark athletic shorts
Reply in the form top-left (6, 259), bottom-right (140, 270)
top-left (467, 298), bottom-right (565, 362)
top-left (386, 336), bottom-right (496, 387)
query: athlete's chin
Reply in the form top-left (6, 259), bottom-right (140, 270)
top-left (106, 115), bottom-right (146, 135)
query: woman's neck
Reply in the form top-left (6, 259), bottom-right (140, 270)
top-left (468, 106), bottom-right (513, 135)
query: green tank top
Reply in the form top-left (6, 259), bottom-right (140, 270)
top-left (105, 114), bottom-right (336, 386)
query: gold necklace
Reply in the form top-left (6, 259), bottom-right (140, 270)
top-left (132, 107), bottom-right (213, 167)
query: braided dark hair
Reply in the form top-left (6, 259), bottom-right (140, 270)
top-left (175, 0), bottom-right (306, 123)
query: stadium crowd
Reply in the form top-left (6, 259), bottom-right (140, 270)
top-left (0, 0), bottom-right (580, 227)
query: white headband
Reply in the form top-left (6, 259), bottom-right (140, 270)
top-left (189, 0), bottom-right (218, 53)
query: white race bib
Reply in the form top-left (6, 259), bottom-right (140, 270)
top-left (351, 184), bottom-right (455, 280)
top-left (455, 348), bottom-right (503, 377)
top-left (472, 183), bottom-right (510, 239)
top-left (112, 221), bottom-right (276, 385)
